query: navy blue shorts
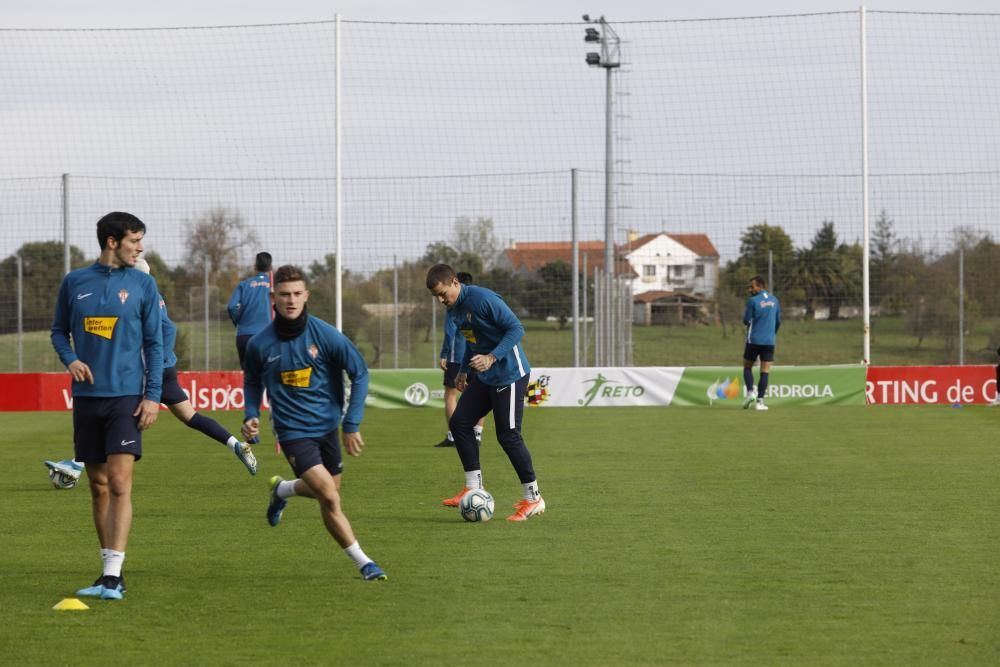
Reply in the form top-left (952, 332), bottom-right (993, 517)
top-left (236, 335), bottom-right (254, 370)
top-left (279, 430), bottom-right (343, 478)
top-left (443, 362), bottom-right (461, 388)
top-left (160, 366), bottom-right (188, 406)
top-left (744, 343), bottom-right (775, 363)
top-left (73, 396), bottom-right (144, 463)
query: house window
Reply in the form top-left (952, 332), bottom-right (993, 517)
top-left (695, 264), bottom-right (705, 278)
top-left (671, 265), bottom-right (683, 277)
top-left (643, 265), bottom-right (656, 277)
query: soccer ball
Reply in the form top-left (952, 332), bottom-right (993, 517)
top-left (48, 468), bottom-right (78, 490)
top-left (459, 488), bottom-right (495, 522)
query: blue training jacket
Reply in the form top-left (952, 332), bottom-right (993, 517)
top-left (452, 284), bottom-right (530, 386)
top-left (51, 262), bottom-right (163, 402)
top-left (243, 315), bottom-right (369, 442)
top-left (743, 289), bottom-right (782, 346)
top-left (439, 308), bottom-right (466, 364)
top-left (227, 272), bottom-right (272, 337)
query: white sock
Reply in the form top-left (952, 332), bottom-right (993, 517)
top-left (277, 480), bottom-right (298, 499)
top-left (100, 547), bottom-right (111, 566)
top-left (464, 470), bottom-right (483, 490)
top-left (225, 436), bottom-right (239, 451)
top-left (446, 431), bottom-right (454, 442)
top-left (473, 425), bottom-right (483, 438)
top-left (343, 541), bottom-right (372, 569)
top-left (103, 550), bottom-right (125, 578)
top-left (523, 481), bottom-right (540, 501)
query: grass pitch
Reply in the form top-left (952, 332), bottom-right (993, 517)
top-left (1, 405), bottom-right (998, 665)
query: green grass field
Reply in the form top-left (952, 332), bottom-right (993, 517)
top-left (3, 315), bottom-right (999, 373)
top-left (2, 406), bottom-right (999, 666)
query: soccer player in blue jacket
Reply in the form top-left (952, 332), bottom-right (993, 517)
top-left (742, 275), bottom-right (781, 411)
top-left (242, 265), bottom-right (386, 581)
top-left (46, 258), bottom-right (258, 483)
top-left (434, 271), bottom-right (484, 447)
top-left (50, 212), bottom-right (163, 601)
top-left (426, 263), bottom-right (545, 522)
top-left (228, 251), bottom-right (273, 369)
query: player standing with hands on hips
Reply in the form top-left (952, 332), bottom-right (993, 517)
top-left (242, 265), bottom-right (386, 581)
top-left (50, 212), bottom-right (163, 600)
top-left (426, 263), bottom-right (545, 522)
top-left (742, 275), bottom-right (781, 411)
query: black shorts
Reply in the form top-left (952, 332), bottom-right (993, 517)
top-left (279, 430), bottom-right (343, 478)
top-left (443, 362), bottom-right (461, 388)
top-left (73, 396), bottom-right (144, 463)
top-left (744, 343), bottom-right (775, 363)
top-left (236, 335), bottom-right (254, 370)
top-left (160, 366), bottom-right (189, 406)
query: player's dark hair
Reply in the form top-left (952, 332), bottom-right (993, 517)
top-left (255, 252), bottom-right (272, 272)
top-left (750, 275), bottom-right (766, 288)
top-left (456, 271), bottom-right (473, 285)
top-left (96, 212), bottom-right (145, 250)
top-left (253, 252), bottom-right (271, 271)
top-left (273, 264), bottom-right (308, 288)
top-left (426, 263), bottom-right (457, 289)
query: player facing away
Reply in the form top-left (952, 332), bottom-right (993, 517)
top-left (242, 265), bottom-right (386, 581)
top-left (742, 274), bottom-right (781, 411)
top-left (228, 251), bottom-right (273, 369)
top-left (50, 212), bottom-right (163, 601)
top-left (44, 258), bottom-right (258, 484)
top-left (435, 271), bottom-right (484, 447)
top-left (426, 263), bottom-right (545, 522)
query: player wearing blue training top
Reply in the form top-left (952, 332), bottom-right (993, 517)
top-left (228, 251), bottom-right (273, 369)
top-left (50, 212), bottom-right (162, 601)
top-left (44, 258), bottom-right (257, 487)
top-left (742, 275), bottom-right (781, 411)
top-left (426, 263), bottom-right (545, 522)
top-left (242, 265), bottom-right (386, 581)
top-left (434, 271), bottom-right (484, 447)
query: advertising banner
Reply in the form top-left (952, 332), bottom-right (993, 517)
top-left (525, 367), bottom-right (684, 407)
top-left (8, 364), bottom-right (992, 410)
top-left (366, 369), bottom-right (445, 409)
top-left (865, 365), bottom-right (997, 405)
top-left (672, 365), bottom-right (867, 407)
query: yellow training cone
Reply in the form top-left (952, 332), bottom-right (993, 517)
top-left (53, 598), bottom-right (89, 611)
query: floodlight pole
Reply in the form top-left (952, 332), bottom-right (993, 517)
top-left (584, 15), bottom-right (621, 365)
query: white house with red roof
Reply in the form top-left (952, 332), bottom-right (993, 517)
top-left (501, 231), bottom-right (718, 298)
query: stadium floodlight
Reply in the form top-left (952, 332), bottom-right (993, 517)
top-left (583, 15), bottom-right (622, 365)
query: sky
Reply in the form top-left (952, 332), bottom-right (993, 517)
top-left (2, 0), bottom-right (1000, 28)
top-left (2, 0), bottom-right (998, 271)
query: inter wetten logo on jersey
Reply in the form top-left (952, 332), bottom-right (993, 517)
top-left (280, 367), bottom-right (312, 387)
top-left (84, 316), bottom-right (118, 340)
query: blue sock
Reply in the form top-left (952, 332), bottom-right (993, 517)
top-left (758, 373), bottom-right (769, 400)
top-left (743, 367), bottom-right (754, 394)
top-left (186, 413), bottom-right (233, 446)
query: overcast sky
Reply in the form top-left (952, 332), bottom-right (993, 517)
top-left (2, 0), bottom-right (1000, 28)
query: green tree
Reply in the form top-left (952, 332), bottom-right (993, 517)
top-left (0, 241), bottom-right (88, 333)
top-left (722, 222), bottom-right (794, 296)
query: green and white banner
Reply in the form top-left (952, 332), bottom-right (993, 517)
top-left (364, 365), bottom-right (867, 409)
top-left (672, 365), bottom-right (867, 407)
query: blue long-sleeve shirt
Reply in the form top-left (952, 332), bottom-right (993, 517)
top-left (452, 284), bottom-right (530, 386)
top-left (51, 262), bottom-right (163, 402)
top-left (439, 308), bottom-right (466, 364)
top-left (243, 315), bottom-right (369, 441)
top-left (744, 289), bottom-right (782, 346)
top-left (227, 272), bottom-right (272, 337)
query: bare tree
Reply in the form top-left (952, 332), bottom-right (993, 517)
top-left (184, 207), bottom-right (258, 275)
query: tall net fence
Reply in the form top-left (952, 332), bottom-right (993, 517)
top-left (1, 11), bottom-right (999, 371)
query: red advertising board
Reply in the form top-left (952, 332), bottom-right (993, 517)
top-left (865, 365), bottom-right (997, 405)
top-left (0, 372), bottom-right (252, 412)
